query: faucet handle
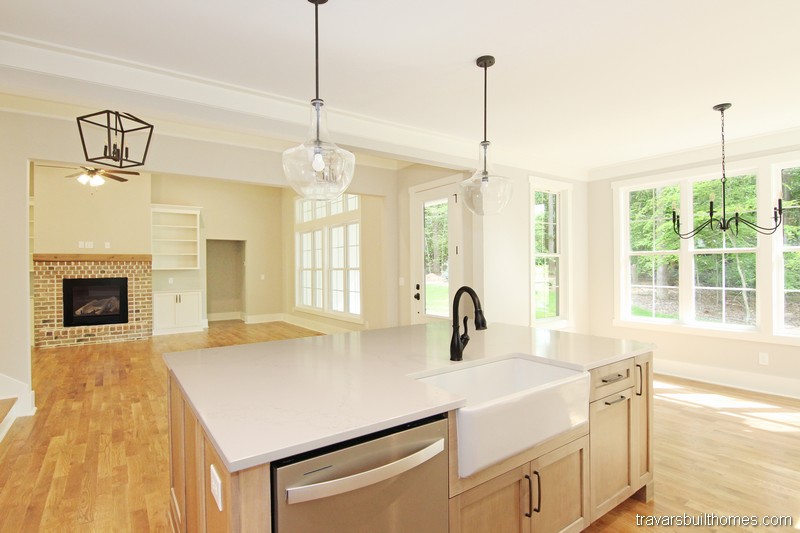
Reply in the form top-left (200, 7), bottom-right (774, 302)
top-left (460, 315), bottom-right (471, 347)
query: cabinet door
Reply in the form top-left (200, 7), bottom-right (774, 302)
top-left (589, 388), bottom-right (634, 522)
top-left (169, 375), bottom-right (187, 533)
top-left (633, 353), bottom-right (654, 490)
top-left (154, 292), bottom-right (178, 330)
top-left (530, 436), bottom-right (589, 533)
top-left (176, 291), bottom-right (201, 328)
top-left (449, 465), bottom-right (531, 533)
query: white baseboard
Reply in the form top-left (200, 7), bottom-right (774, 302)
top-left (244, 313), bottom-right (286, 325)
top-left (0, 373), bottom-right (36, 442)
top-left (208, 312), bottom-right (243, 322)
top-left (655, 359), bottom-right (800, 400)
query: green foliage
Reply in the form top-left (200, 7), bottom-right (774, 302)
top-left (423, 201), bottom-right (448, 277)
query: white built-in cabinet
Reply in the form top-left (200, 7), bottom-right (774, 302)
top-left (154, 291), bottom-right (203, 335)
top-left (151, 205), bottom-right (201, 270)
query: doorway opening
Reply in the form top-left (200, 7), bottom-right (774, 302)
top-left (206, 239), bottom-right (246, 322)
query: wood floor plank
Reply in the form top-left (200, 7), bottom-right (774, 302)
top-left (0, 397), bottom-right (17, 424)
top-left (0, 320), bottom-right (319, 532)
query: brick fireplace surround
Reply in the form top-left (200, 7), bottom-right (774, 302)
top-left (33, 254), bottom-right (153, 348)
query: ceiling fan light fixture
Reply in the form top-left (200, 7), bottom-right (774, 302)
top-left (282, 0), bottom-right (355, 201)
top-left (76, 173), bottom-right (91, 185)
top-left (88, 174), bottom-right (105, 187)
top-left (460, 55), bottom-right (513, 216)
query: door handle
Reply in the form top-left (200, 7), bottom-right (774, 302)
top-left (414, 292), bottom-right (420, 300)
top-left (285, 439), bottom-right (444, 504)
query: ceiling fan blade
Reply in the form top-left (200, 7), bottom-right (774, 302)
top-left (65, 172), bottom-right (84, 178)
top-left (106, 170), bottom-right (140, 175)
top-left (105, 174), bottom-right (129, 182)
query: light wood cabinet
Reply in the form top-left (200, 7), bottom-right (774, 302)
top-left (530, 437), bottom-right (589, 533)
top-left (633, 352), bottom-right (654, 495)
top-left (588, 352), bottom-right (654, 521)
top-left (169, 375), bottom-right (187, 533)
top-left (151, 205), bottom-right (201, 270)
top-left (450, 437), bottom-right (589, 533)
top-left (153, 291), bottom-right (202, 335)
top-left (589, 388), bottom-right (634, 521)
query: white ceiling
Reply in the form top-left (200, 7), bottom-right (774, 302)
top-left (2, 0), bottom-right (800, 179)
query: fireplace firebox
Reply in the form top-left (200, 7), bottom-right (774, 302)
top-left (63, 278), bottom-right (129, 327)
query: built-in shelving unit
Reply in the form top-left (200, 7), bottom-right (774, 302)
top-left (151, 205), bottom-right (201, 270)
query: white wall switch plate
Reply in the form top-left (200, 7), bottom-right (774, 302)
top-left (85, 241), bottom-right (94, 249)
top-left (758, 352), bottom-right (769, 366)
top-left (209, 464), bottom-right (223, 511)
top-left (104, 241), bottom-right (111, 249)
top-left (78, 241), bottom-right (85, 249)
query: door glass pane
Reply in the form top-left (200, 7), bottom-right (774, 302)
top-left (424, 198), bottom-right (449, 317)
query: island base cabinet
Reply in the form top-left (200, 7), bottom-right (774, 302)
top-left (449, 436), bottom-right (589, 533)
top-left (589, 388), bottom-right (634, 522)
top-left (530, 436), bottom-right (589, 533)
top-left (633, 353), bottom-right (654, 494)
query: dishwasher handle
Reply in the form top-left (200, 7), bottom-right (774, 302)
top-left (286, 438), bottom-right (445, 504)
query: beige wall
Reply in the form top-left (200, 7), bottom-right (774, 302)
top-left (151, 173), bottom-right (284, 319)
top-left (33, 165), bottom-right (151, 254)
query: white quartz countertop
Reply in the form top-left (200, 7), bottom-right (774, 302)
top-left (163, 322), bottom-right (654, 472)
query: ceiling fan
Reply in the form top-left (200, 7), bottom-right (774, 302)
top-left (38, 164), bottom-right (139, 186)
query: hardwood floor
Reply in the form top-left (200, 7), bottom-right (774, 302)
top-left (584, 376), bottom-right (800, 533)
top-left (0, 322), bottom-right (797, 532)
top-left (0, 321), bottom-right (319, 533)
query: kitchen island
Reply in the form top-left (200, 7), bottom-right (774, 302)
top-left (165, 322), bottom-right (655, 532)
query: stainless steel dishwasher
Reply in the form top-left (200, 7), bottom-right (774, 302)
top-left (272, 414), bottom-right (448, 533)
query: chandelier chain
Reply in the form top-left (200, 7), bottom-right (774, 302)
top-left (720, 106), bottom-right (726, 184)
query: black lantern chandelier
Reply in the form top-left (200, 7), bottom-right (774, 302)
top-left (76, 110), bottom-right (153, 169)
top-left (672, 103), bottom-right (783, 239)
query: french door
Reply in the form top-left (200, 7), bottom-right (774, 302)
top-left (410, 179), bottom-right (463, 324)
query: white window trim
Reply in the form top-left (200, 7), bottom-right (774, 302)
top-left (294, 196), bottom-right (364, 324)
top-left (530, 176), bottom-right (573, 329)
top-left (612, 151), bottom-right (800, 342)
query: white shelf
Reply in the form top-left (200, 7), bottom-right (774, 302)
top-left (151, 205), bottom-right (201, 271)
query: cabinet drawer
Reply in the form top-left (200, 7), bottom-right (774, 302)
top-left (589, 359), bottom-right (634, 402)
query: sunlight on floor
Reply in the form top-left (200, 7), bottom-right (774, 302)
top-left (655, 387), bottom-right (800, 434)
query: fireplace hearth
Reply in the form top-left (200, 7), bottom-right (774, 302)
top-left (63, 277), bottom-right (129, 327)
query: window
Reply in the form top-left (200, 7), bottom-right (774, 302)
top-left (621, 172), bottom-right (759, 328)
top-left (628, 186), bottom-right (680, 319)
top-left (782, 165), bottom-right (800, 330)
top-left (295, 194), bottom-right (361, 319)
top-left (530, 178), bottom-right (571, 324)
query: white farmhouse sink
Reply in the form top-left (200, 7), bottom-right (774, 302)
top-left (417, 355), bottom-right (590, 478)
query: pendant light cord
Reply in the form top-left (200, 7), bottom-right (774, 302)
top-left (483, 64), bottom-right (488, 143)
top-left (314, 0), bottom-right (320, 101)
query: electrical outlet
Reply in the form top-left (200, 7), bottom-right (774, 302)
top-left (78, 241), bottom-right (85, 249)
top-left (104, 242), bottom-right (111, 249)
top-left (758, 352), bottom-right (769, 366)
top-left (168, 277), bottom-right (174, 285)
top-left (209, 464), bottom-right (223, 511)
top-left (85, 241), bottom-right (94, 249)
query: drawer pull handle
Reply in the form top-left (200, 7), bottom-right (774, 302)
top-left (601, 373), bottom-right (625, 384)
top-left (533, 470), bottom-right (541, 513)
top-left (636, 364), bottom-right (643, 396)
top-left (605, 395), bottom-right (627, 406)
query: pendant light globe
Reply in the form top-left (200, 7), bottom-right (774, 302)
top-left (283, 99), bottom-right (355, 201)
top-left (282, 0), bottom-right (355, 201)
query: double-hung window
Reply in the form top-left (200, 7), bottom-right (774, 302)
top-left (295, 194), bottom-right (361, 319)
top-left (781, 165), bottom-right (800, 330)
top-left (531, 178), bottom-right (571, 325)
top-left (621, 172), bottom-right (759, 328)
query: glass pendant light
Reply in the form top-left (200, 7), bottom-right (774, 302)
top-left (460, 55), bottom-right (513, 216)
top-left (283, 0), bottom-right (355, 201)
